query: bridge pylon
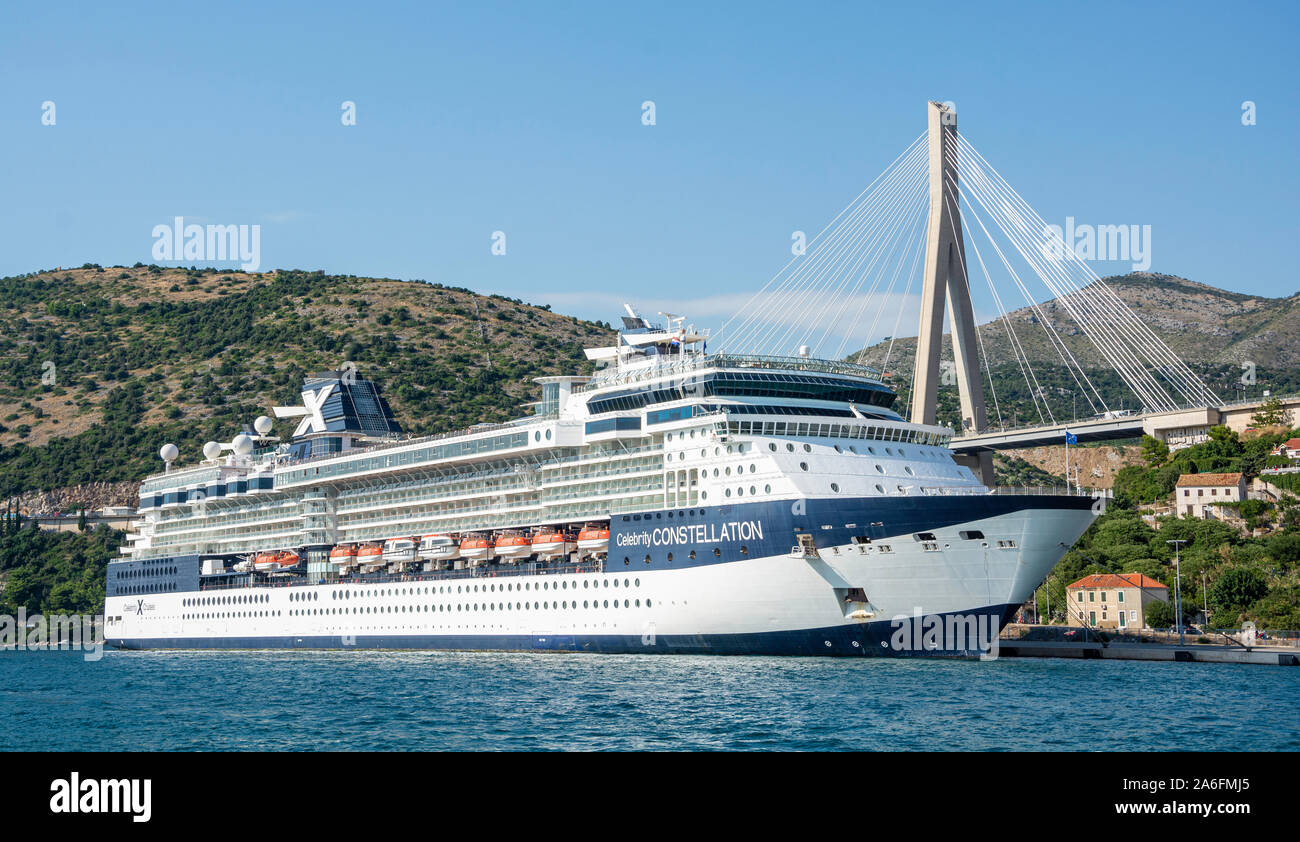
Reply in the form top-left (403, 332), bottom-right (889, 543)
top-left (912, 101), bottom-right (994, 485)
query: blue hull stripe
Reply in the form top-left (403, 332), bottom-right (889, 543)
top-left (109, 603), bottom-right (1018, 658)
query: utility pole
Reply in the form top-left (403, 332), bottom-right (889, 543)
top-left (1167, 539), bottom-right (1187, 644)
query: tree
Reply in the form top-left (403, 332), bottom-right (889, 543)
top-left (77, 507), bottom-right (87, 532)
top-left (1144, 599), bottom-right (1174, 628)
top-left (1251, 395), bottom-right (1292, 428)
top-left (1210, 567), bottom-right (1268, 614)
top-left (1140, 434), bottom-right (1169, 467)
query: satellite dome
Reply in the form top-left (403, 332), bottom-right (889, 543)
top-left (253, 416), bottom-right (274, 436)
top-left (203, 441), bottom-right (223, 461)
top-left (232, 434), bottom-right (255, 456)
top-left (160, 443), bottom-right (179, 463)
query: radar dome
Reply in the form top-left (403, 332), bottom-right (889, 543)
top-left (203, 441), bottom-right (223, 461)
top-left (254, 416), bottom-right (274, 436)
top-left (160, 443), bottom-right (179, 463)
top-left (232, 434), bottom-right (255, 456)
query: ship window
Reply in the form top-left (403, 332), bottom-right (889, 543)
top-left (644, 554), bottom-right (651, 564)
top-left (769, 443), bottom-right (777, 452)
top-left (875, 484), bottom-right (885, 493)
top-left (799, 462), bottom-right (808, 471)
top-left (875, 464), bottom-right (884, 473)
top-left (713, 547), bottom-right (721, 557)
top-left (831, 483), bottom-right (840, 492)
top-left (803, 444), bottom-right (812, 452)
top-left (689, 550), bottom-right (697, 559)
top-left (905, 466), bottom-right (915, 475)
top-left (765, 484), bottom-right (771, 493)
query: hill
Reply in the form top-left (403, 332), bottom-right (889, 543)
top-left (0, 265), bottom-right (614, 498)
top-left (855, 273), bottom-right (1300, 426)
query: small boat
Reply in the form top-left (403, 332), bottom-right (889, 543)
top-left (417, 533), bottom-right (458, 562)
top-left (577, 524), bottom-right (609, 555)
top-left (356, 543), bottom-right (385, 572)
top-left (493, 532), bottom-right (533, 562)
top-left (383, 537), bottom-right (418, 565)
top-left (459, 535), bottom-right (494, 564)
top-left (253, 550), bottom-right (300, 572)
top-left (531, 528), bottom-right (575, 559)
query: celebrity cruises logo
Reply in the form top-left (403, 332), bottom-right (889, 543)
top-left (151, 216), bottom-right (261, 271)
top-left (0, 609), bottom-right (104, 662)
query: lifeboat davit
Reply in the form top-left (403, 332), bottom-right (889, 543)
top-left (493, 532), bottom-right (533, 562)
top-left (418, 534), bottom-right (458, 561)
top-left (531, 529), bottom-right (575, 559)
top-left (577, 525), bottom-right (610, 555)
top-left (383, 537), bottom-right (418, 565)
top-left (459, 535), bottom-right (494, 564)
top-left (253, 550), bottom-right (300, 572)
top-left (356, 543), bottom-right (385, 571)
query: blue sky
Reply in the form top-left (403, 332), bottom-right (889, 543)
top-left (2, 0), bottom-right (1296, 340)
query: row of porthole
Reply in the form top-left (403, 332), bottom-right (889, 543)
top-left (184, 611), bottom-right (280, 620)
top-left (188, 578), bottom-right (643, 607)
top-left (282, 598), bottom-right (652, 617)
top-left (667, 443), bottom-right (750, 461)
top-left (623, 547), bottom-right (744, 564)
top-left (770, 441), bottom-right (910, 459)
top-left (116, 566), bottom-right (178, 578)
top-left (185, 593), bottom-right (271, 607)
top-left (665, 432), bottom-right (748, 453)
top-left (724, 485), bottom-right (773, 498)
top-left (117, 583), bottom-right (179, 594)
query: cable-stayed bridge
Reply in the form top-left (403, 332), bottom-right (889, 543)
top-left (715, 101), bottom-right (1269, 484)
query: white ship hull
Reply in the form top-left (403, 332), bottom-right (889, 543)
top-left (106, 502), bottom-right (1093, 657)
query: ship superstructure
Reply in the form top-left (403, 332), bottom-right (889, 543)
top-left (106, 308), bottom-right (1098, 656)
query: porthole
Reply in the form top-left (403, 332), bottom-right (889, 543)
top-left (689, 550), bottom-right (697, 560)
top-left (834, 445), bottom-right (842, 453)
top-left (786, 443), bottom-right (795, 452)
top-left (765, 484), bottom-right (772, 493)
top-left (799, 462), bottom-right (808, 471)
top-left (875, 464), bottom-right (884, 473)
top-left (725, 488), bottom-right (732, 497)
top-left (713, 547), bottom-right (721, 557)
top-left (830, 482), bottom-right (840, 492)
top-left (644, 554), bottom-right (651, 564)
top-left (750, 486), bottom-right (756, 495)
top-left (875, 483), bottom-right (885, 493)
top-left (803, 443), bottom-right (812, 452)
top-left (905, 466), bottom-right (915, 475)
top-left (768, 443), bottom-right (777, 452)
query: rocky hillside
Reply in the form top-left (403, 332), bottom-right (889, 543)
top-left (0, 265), bottom-right (614, 498)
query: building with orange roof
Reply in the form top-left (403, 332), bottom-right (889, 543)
top-left (1174, 472), bottom-right (1246, 520)
top-left (1064, 573), bottom-right (1169, 630)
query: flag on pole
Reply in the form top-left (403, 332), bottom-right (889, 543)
top-left (1065, 431), bottom-right (1078, 445)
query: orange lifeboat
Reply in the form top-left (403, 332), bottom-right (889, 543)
top-left (356, 543), bottom-right (385, 571)
top-left (577, 525), bottom-right (610, 555)
top-left (254, 550), bottom-right (300, 572)
top-left (329, 544), bottom-right (358, 563)
top-left (459, 535), bottom-right (494, 564)
top-left (493, 532), bottom-right (533, 562)
top-left (531, 529), bottom-right (575, 560)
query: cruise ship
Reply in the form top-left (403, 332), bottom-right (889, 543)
top-left (105, 308), bottom-right (1099, 657)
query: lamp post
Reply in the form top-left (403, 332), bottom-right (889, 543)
top-left (1167, 539), bottom-right (1187, 645)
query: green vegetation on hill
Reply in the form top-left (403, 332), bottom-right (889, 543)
top-left (1033, 425), bottom-right (1300, 630)
top-left (0, 266), bottom-right (614, 497)
top-left (0, 522), bottom-right (124, 615)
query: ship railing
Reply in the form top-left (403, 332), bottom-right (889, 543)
top-left (918, 485), bottom-right (1111, 498)
top-left (577, 353), bottom-right (884, 392)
